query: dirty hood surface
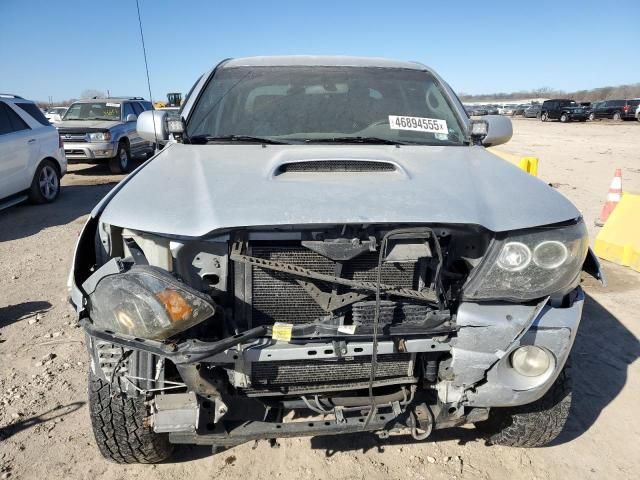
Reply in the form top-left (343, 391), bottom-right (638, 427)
top-left (56, 120), bottom-right (120, 131)
top-left (97, 144), bottom-right (580, 237)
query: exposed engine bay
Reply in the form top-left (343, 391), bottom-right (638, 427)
top-left (74, 220), bottom-right (586, 446)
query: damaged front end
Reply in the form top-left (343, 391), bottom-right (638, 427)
top-left (70, 217), bottom-right (596, 447)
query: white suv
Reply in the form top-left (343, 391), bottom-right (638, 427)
top-left (0, 94), bottom-right (67, 209)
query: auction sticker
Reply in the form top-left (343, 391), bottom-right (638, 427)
top-left (389, 115), bottom-right (447, 133)
top-left (272, 322), bottom-right (293, 342)
top-left (106, 103), bottom-right (121, 107)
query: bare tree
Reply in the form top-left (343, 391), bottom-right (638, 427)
top-left (80, 89), bottom-right (106, 99)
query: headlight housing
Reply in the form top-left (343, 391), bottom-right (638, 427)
top-left (88, 266), bottom-right (215, 340)
top-left (463, 220), bottom-right (588, 301)
top-left (88, 131), bottom-right (112, 142)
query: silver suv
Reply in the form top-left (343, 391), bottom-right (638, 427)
top-left (57, 97), bottom-right (154, 173)
top-left (69, 56), bottom-right (603, 463)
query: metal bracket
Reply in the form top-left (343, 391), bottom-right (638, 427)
top-left (297, 280), bottom-right (370, 312)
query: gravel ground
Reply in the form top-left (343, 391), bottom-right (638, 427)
top-left (0, 118), bottom-right (639, 479)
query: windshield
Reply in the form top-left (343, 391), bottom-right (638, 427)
top-left (63, 102), bottom-right (121, 121)
top-left (187, 66), bottom-right (466, 145)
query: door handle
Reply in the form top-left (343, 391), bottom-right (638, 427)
top-left (27, 139), bottom-right (36, 144)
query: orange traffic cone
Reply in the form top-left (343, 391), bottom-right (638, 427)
top-left (595, 168), bottom-right (622, 226)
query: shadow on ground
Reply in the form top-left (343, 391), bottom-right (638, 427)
top-left (0, 183), bottom-right (117, 242)
top-left (0, 402), bottom-right (85, 441)
top-left (0, 301), bottom-right (52, 329)
top-left (553, 291), bottom-right (640, 445)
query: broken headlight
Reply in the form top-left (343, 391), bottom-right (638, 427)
top-left (88, 266), bottom-right (215, 340)
top-left (463, 220), bottom-right (588, 301)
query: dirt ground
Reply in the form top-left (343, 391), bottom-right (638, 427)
top-left (1, 118), bottom-right (639, 480)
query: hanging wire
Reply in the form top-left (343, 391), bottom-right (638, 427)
top-left (135, 0), bottom-right (159, 152)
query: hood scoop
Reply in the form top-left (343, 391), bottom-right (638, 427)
top-left (275, 160), bottom-right (397, 175)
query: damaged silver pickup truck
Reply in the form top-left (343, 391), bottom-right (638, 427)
top-left (68, 56), bottom-right (604, 463)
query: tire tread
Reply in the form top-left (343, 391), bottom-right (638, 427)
top-left (88, 372), bottom-right (173, 464)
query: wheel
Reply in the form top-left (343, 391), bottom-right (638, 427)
top-left (475, 363), bottom-right (572, 447)
top-left (612, 112), bottom-right (621, 121)
top-left (109, 141), bottom-right (131, 174)
top-left (28, 160), bottom-right (60, 204)
top-left (560, 113), bottom-right (569, 123)
top-left (88, 371), bottom-right (173, 464)
top-left (540, 112), bottom-right (548, 122)
top-left (589, 112), bottom-right (595, 121)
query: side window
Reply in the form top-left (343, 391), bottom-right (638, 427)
top-left (0, 103), bottom-right (13, 135)
top-left (15, 102), bottom-right (50, 126)
top-left (122, 102), bottom-right (135, 120)
top-left (131, 102), bottom-right (144, 115)
top-left (3, 103), bottom-right (30, 133)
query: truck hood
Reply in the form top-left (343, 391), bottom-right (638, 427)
top-left (56, 120), bottom-right (120, 131)
top-left (97, 144), bottom-right (580, 237)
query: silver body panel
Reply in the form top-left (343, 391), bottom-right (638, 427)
top-left (97, 143), bottom-right (579, 237)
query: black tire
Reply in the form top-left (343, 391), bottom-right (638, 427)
top-left (612, 111), bottom-right (622, 121)
top-left (540, 112), bottom-right (548, 122)
top-left (88, 371), bottom-right (173, 464)
top-left (28, 159), bottom-right (60, 204)
top-left (560, 113), bottom-right (569, 123)
top-left (109, 141), bottom-right (131, 174)
top-left (475, 364), bottom-right (572, 448)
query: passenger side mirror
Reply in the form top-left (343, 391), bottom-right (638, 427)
top-left (126, 113), bottom-right (138, 123)
top-left (476, 115), bottom-right (512, 147)
top-left (137, 110), bottom-right (169, 142)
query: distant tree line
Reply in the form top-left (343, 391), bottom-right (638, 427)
top-left (459, 83), bottom-right (640, 102)
top-left (35, 89), bottom-right (106, 109)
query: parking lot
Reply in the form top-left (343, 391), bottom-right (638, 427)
top-left (0, 118), bottom-right (638, 480)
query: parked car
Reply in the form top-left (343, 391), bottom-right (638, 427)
top-left (68, 55), bottom-right (601, 464)
top-left (44, 106), bottom-right (68, 124)
top-left (465, 105), bottom-right (488, 116)
top-left (497, 104), bottom-right (517, 115)
top-left (523, 104), bottom-right (542, 118)
top-left (513, 104), bottom-right (528, 116)
top-left (484, 105), bottom-right (499, 115)
top-left (56, 97), bottom-right (155, 173)
top-left (0, 94), bottom-right (67, 209)
top-left (540, 99), bottom-right (588, 122)
top-left (588, 99), bottom-right (639, 121)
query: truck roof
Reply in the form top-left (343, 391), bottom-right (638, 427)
top-left (222, 55), bottom-right (428, 71)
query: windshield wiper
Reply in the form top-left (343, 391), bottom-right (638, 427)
top-left (189, 134), bottom-right (289, 145)
top-left (303, 136), bottom-right (406, 145)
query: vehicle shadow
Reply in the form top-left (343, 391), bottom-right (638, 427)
top-left (0, 402), bottom-right (85, 441)
top-left (0, 183), bottom-right (117, 243)
top-left (310, 426), bottom-right (483, 457)
top-left (68, 158), bottom-right (144, 177)
top-left (0, 301), bottom-right (52, 329)
top-left (551, 291), bottom-right (639, 445)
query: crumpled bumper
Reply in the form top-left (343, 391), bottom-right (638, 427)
top-left (440, 288), bottom-right (584, 407)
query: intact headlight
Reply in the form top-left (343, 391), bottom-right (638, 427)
top-left (463, 220), bottom-right (588, 301)
top-left (88, 266), bottom-right (215, 340)
top-left (88, 132), bottom-right (112, 142)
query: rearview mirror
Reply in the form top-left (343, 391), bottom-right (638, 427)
top-left (137, 110), bottom-right (168, 143)
top-left (480, 115), bottom-right (512, 147)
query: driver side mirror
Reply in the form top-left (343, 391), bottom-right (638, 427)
top-left (126, 113), bottom-right (138, 123)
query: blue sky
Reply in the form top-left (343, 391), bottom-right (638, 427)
top-left (1, 0), bottom-right (638, 103)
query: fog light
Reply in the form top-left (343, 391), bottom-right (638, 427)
top-left (510, 346), bottom-right (551, 377)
